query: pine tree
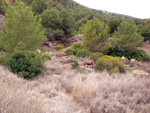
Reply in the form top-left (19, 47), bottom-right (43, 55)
top-left (0, 2), bottom-right (46, 52)
top-left (113, 21), bottom-right (143, 52)
top-left (83, 18), bottom-right (109, 52)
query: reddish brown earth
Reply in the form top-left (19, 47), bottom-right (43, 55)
top-left (138, 44), bottom-right (150, 52)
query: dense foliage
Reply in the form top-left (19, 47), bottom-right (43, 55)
top-left (4, 51), bottom-right (44, 78)
top-left (65, 42), bottom-right (90, 58)
top-left (90, 52), bottom-right (103, 61)
top-left (83, 18), bottom-right (109, 52)
top-left (76, 49), bottom-right (90, 58)
top-left (54, 45), bottom-right (63, 51)
top-left (107, 46), bottom-right (150, 61)
top-left (0, 2), bottom-right (46, 52)
top-left (112, 21), bottom-right (143, 53)
top-left (96, 55), bottom-right (125, 73)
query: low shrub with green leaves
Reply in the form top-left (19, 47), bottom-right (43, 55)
top-left (4, 51), bottom-right (44, 79)
top-left (65, 47), bottom-right (77, 56)
top-left (54, 45), bottom-right (63, 51)
top-left (41, 53), bottom-right (51, 62)
top-left (76, 49), bottom-right (90, 58)
top-left (69, 55), bottom-right (76, 59)
top-left (96, 55), bottom-right (125, 73)
top-left (90, 52), bottom-right (103, 61)
top-left (71, 42), bottom-right (85, 50)
top-left (0, 52), bottom-right (7, 64)
top-left (107, 45), bottom-right (150, 61)
top-left (65, 42), bottom-right (89, 58)
top-left (71, 61), bottom-right (79, 68)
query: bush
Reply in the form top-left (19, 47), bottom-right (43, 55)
top-left (112, 21), bottom-right (143, 53)
top-left (41, 53), bottom-right (51, 62)
top-left (0, 52), bottom-right (6, 64)
top-left (0, 2), bottom-right (46, 52)
top-left (65, 47), bottom-right (77, 56)
top-left (71, 42), bottom-right (85, 50)
top-left (54, 45), bottom-right (63, 51)
top-left (71, 61), bottom-right (79, 68)
top-left (83, 18), bottom-right (109, 52)
top-left (107, 46), bottom-right (149, 61)
top-left (76, 49), bottom-right (90, 58)
top-left (4, 51), bottom-right (44, 79)
top-left (96, 55), bottom-right (125, 73)
top-left (90, 52), bottom-right (103, 61)
top-left (69, 55), bottom-right (76, 59)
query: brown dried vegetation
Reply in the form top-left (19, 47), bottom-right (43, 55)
top-left (0, 58), bottom-right (150, 113)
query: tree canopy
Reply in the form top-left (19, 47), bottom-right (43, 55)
top-left (112, 21), bottom-right (143, 52)
top-left (83, 18), bottom-right (109, 52)
top-left (0, 2), bottom-right (46, 52)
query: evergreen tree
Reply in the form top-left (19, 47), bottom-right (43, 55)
top-left (140, 23), bottom-right (150, 41)
top-left (61, 9), bottom-right (75, 37)
top-left (0, 2), bottom-right (46, 52)
top-left (41, 9), bottom-right (62, 29)
top-left (83, 18), bottom-right (109, 52)
top-left (113, 21), bottom-right (143, 52)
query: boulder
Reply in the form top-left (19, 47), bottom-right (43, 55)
top-left (121, 57), bottom-right (129, 65)
top-left (129, 59), bottom-right (139, 67)
top-left (82, 60), bottom-right (94, 66)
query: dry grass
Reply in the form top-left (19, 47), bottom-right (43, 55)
top-left (1, 60), bottom-right (150, 113)
top-left (61, 71), bottom-right (150, 113)
top-left (0, 65), bottom-right (86, 113)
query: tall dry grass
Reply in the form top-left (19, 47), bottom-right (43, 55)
top-left (1, 62), bottom-right (150, 113)
top-left (61, 71), bottom-right (150, 113)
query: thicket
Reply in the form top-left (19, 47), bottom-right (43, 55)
top-left (90, 52), bottom-right (103, 61)
top-left (107, 45), bottom-right (150, 61)
top-left (54, 45), bottom-right (63, 51)
top-left (83, 18), bottom-right (110, 52)
top-left (65, 42), bottom-right (90, 58)
top-left (96, 55), bottom-right (125, 73)
top-left (4, 51), bottom-right (44, 79)
top-left (0, 2), bottom-right (46, 52)
top-left (112, 21), bottom-right (143, 53)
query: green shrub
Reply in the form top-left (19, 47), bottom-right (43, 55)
top-left (65, 47), bottom-right (77, 56)
top-left (96, 55), bottom-right (125, 73)
top-left (107, 46), bottom-right (149, 61)
top-left (41, 53), bottom-right (51, 62)
top-left (0, 52), bottom-right (6, 64)
top-left (71, 42), bottom-right (85, 50)
top-left (142, 51), bottom-right (150, 61)
top-left (90, 52), bottom-right (103, 61)
top-left (71, 61), bottom-right (79, 68)
top-left (4, 51), bottom-right (44, 79)
top-left (69, 55), bottom-right (76, 59)
top-left (54, 45), bottom-right (63, 51)
top-left (76, 49), bottom-right (90, 58)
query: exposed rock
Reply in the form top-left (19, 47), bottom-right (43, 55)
top-left (82, 60), bottom-right (94, 66)
top-left (129, 59), bottom-right (139, 67)
top-left (121, 56), bottom-right (130, 65)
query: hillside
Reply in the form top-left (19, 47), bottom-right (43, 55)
top-left (0, 0), bottom-right (150, 113)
